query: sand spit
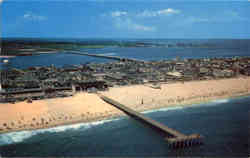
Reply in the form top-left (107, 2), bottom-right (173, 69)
top-left (0, 77), bottom-right (250, 134)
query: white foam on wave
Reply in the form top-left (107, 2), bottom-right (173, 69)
top-left (211, 99), bottom-right (230, 104)
top-left (142, 106), bottom-right (184, 114)
top-left (188, 98), bottom-right (231, 108)
top-left (99, 53), bottom-right (117, 56)
top-left (0, 117), bottom-right (122, 146)
top-left (142, 98), bottom-right (231, 114)
top-left (0, 131), bottom-right (36, 146)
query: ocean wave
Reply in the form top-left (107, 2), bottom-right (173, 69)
top-left (210, 99), bottom-right (230, 104)
top-left (0, 117), bottom-right (122, 146)
top-left (190, 98), bottom-right (230, 108)
top-left (142, 98), bottom-right (230, 114)
top-left (142, 106), bottom-right (184, 114)
top-left (98, 53), bottom-right (117, 56)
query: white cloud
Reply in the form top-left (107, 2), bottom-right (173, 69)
top-left (158, 8), bottom-right (180, 15)
top-left (107, 8), bottom-right (180, 18)
top-left (133, 24), bottom-right (156, 31)
top-left (111, 11), bottom-right (127, 17)
top-left (0, 0), bottom-right (3, 4)
top-left (23, 12), bottom-right (47, 21)
top-left (130, 23), bottom-right (156, 31)
top-left (114, 18), bottom-right (156, 32)
top-left (182, 11), bottom-right (249, 26)
top-left (227, 11), bottom-right (249, 21)
top-left (187, 17), bottom-right (210, 23)
top-left (138, 8), bottom-right (181, 17)
top-left (106, 10), bottom-right (156, 32)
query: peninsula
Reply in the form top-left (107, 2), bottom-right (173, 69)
top-left (0, 57), bottom-right (250, 134)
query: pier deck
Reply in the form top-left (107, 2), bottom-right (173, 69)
top-left (99, 95), bottom-right (203, 149)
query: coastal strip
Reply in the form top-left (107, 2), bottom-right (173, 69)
top-left (0, 77), bottom-right (249, 134)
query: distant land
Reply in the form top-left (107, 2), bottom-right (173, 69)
top-left (3, 38), bottom-right (248, 56)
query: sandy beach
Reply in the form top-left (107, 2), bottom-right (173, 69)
top-left (0, 56), bottom-right (16, 58)
top-left (0, 77), bottom-right (250, 134)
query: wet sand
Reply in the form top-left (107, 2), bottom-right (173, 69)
top-left (0, 77), bottom-right (250, 134)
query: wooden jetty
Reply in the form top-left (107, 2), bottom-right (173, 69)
top-left (99, 95), bottom-right (203, 149)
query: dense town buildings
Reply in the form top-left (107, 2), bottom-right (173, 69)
top-left (1, 57), bottom-right (250, 103)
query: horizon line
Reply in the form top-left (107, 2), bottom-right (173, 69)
top-left (1, 37), bottom-right (250, 40)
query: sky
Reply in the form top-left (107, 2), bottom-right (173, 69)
top-left (1, 0), bottom-right (250, 39)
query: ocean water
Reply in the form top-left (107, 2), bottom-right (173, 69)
top-left (1, 39), bottom-right (250, 68)
top-left (0, 96), bottom-right (249, 157)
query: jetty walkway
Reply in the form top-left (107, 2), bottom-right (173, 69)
top-left (99, 95), bottom-right (203, 149)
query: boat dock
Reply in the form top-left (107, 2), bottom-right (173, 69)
top-left (99, 95), bottom-right (203, 149)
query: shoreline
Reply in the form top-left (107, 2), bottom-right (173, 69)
top-left (0, 77), bottom-right (250, 135)
top-left (1, 93), bottom-right (249, 136)
top-left (0, 56), bottom-right (16, 58)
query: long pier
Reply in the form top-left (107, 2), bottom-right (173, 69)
top-left (7, 50), bottom-right (146, 63)
top-left (99, 95), bottom-right (203, 149)
top-left (67, 51), bottom-right (146, 63)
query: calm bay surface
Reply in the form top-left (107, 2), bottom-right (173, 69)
top-left (1, 39), bottom-right (250, 68)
